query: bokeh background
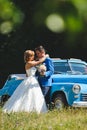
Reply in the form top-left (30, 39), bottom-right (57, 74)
top-left (0, 0), bottom-right (87, 87)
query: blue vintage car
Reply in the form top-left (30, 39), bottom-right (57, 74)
top-left (0, 58), bottom-right (87, 109)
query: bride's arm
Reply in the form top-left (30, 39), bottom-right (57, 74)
top-left (25, 57), bottom-right (45, 70)
top-left (30, 58), bottom-right (45, 66)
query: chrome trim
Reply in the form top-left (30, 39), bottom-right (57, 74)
top-left (72, 101), bottom-right (87, 107)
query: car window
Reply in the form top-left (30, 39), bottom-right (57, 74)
top-left (54, 62), bottom-right (71, 73)
top-left (70, 62), bottom-right (87, 74)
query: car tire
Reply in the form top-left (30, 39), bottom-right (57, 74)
top-left (1, 94), bottom-right (10, 105)
top-left (52, 94), bottom-right (67, 110)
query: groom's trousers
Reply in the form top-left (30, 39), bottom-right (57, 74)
top-left (41, 86), bottom-right (50, 104)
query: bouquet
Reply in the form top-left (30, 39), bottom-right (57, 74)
top-left (37, 63), bottom-right (47, 76)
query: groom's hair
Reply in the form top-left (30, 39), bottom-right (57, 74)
top-left (35, 45), bottom-right (46, 53)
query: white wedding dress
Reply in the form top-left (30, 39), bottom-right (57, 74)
top-left (3, 67), bottom-right (48, 113)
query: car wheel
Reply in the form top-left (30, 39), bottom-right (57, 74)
top-left (1, 94), bottom-right (10, 105)
top-left (52, 94), bottom-right (67, 110)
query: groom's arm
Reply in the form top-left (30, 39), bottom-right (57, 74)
top-left (44, 58), bottom-right (54, 77)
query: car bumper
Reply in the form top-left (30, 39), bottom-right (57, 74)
top-left (72, 101), bottom-right (87, 107)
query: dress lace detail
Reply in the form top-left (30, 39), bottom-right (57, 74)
top-left (3, 67), bottom-right (48, 113)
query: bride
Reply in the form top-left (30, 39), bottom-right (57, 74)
top-left (3, 50), bottom-right (48, 113)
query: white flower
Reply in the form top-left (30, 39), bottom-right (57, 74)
top-left (38, 64), bottom-right (47, 72)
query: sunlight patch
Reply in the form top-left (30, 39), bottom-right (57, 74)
top-left (45, 14), bottom-right (65, 33)
top-left (0, 21), bottom-right (13, 34)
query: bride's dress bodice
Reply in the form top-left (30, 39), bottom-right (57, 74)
top-left (26, 67), bottom-right (37, 77)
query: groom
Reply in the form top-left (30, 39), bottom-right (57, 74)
top-left (35, 45), bottom-right (54, 104)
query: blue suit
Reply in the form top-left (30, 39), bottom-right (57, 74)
top-left (36, 57), bottom-right (54, 103)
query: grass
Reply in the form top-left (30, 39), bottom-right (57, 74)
top-left (0, 107), bottom-right (87, 130)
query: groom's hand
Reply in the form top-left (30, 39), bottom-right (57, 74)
top-left (40, 70), bottom-right (45, 76)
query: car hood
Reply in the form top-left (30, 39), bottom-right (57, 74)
top-left (52, 74), bottom-right (87, 84)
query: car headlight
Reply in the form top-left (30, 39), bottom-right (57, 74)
top-left (72, 84), bottom-right (81, 94)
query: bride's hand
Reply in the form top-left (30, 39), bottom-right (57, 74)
top-left (46, 54), bottom-right (49, 58)
top-left (40, 70), bottom-right (45, 76)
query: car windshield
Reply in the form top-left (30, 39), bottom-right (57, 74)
top-left (53, 61), bottom-right (87, 74)
top-left (69, 62), bottom-right (87, 74)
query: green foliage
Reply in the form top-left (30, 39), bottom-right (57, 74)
top-left (0, 0), bottom-right (24, 34)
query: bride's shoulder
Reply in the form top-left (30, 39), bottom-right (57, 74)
top-left (25, 62), bottom-right (32, 70)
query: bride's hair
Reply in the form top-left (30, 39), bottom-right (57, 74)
top-left (24, 50), bottom-right (35, 63)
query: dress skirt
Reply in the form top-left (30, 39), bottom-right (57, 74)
top-left (3, 76), bottom-right (48, 114)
